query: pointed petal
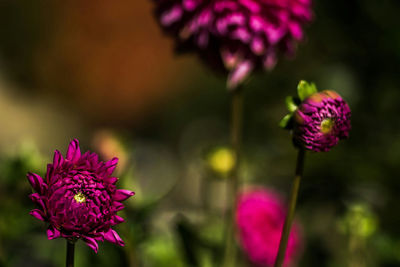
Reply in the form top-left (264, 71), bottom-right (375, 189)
top-left (104, 229), bottom-right (124, 246)
top-left (47, 226), bottom-right (61, 240)
top-left (113, 201), bottom-right (125, 211)
top-left (29, 193), bottom-right (47, 210)
top-left (289, 22), bottom-right (303, 40)
top-left (27, 173), bottom-right (46, 194)
top-left (161, 5), bottom-right (183, 26)
top-left (227, 60), bottom-right (253, 90)
top-left (104, 158), bottom-right (118, 175)
top-left (46, 163), bottom-right (55, 184)
top-left (53, 150), bottom-right (64, 168)
top-left (105, 177), bottom-right (118, 185)
top-left (111, 215), bottom-right (125, 225)
top-left (30, 209), bottom-right (46, 221)
top-left (83, 237), bottom-right (99, 253)
top-left (66, 139), bottom-right (81, 162)
top-left (114, 190), bottom-right (135, 202)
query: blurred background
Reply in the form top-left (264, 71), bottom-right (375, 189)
top-left (0, 0), bottom-right (399, 266)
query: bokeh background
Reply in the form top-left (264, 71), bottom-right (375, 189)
top-left (0, 0), bottom-right (399, 266)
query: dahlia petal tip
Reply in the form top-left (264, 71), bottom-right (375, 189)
top-left (101, 157), bottom-right (119, 175)
top-left (114, 189), bottom-right (135, 202)
top-left (29, 193), bottom-right (47, 210)
top-left (161, 5), bottom-right (183, 26)
top-left (66, 139), bottom-right (81, 161)
top-left (83, 237), bottom-right (99, 253)
top-left (105, 177), bottom-right (118, 185)
top-left (46, 226), bottom-right (61, 240)
top-left (27, 172), bottom-right (45, 193)
top-left (227, 60), bottom-right (253, 90)
top-left (104, 229), bottom-right (124, 247)
top-left (108, 157), bottom-right (119, 167)
top-left (30, 209), bottom-right (46, 221)
top-left (112, 215), bottom-right (125, 225)
top-left (53, 150), bottom-right (64, 167)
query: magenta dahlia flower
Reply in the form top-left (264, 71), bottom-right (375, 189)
top-left (27, 139), bottom-right (134, 252)
top-left (293, 90), bottom-right (351, 152)
top-left (236, 188), bottom-right (302, 267)
top-left (153, 0), bottom-right (313, 89)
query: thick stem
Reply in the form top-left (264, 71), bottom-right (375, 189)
top-left (66, 240), bottom-right (75, 267)
top-left (222, 88), bottom-right (243, 267)
top-left (274, 149), bottom-right (306, 267)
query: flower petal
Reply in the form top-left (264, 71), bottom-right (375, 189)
top-left (29, 193), bottom-right (47, 210)
top-left (83, 237), bottom-right (99, 253)
top-left (114, 190), bottom-right (135, 202)
top-left (104, 229), bottom-right (124, 246)
top-left (47, 226), bottom-right (61, 240)
top-left (113, 201), bottom-right (125, 211)
top-left (111, 215), bottom-right (125, 225)
top-left (227, 60), bottom-right (253, 90)
top-left (103, 157), bottom-right (118, 176)
top-left (53, 150), bottom-right (64, 168)
top-left (161, 5), bottom-right (183, 26)
top-left (30, 209), bottom-right (46, 221)
top-left (104, 177), bottom-right (118, 185)
top-left (66, 139), bottom-right (81, 162)
top-left (27, 173), bottom-right (46, 194)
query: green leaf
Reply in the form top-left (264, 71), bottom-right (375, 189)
top-left (279, 114), bottom-right (293, 129)
top-left (297, 80), bottom-right (318, 101)
top-left (285, 96), bottom-right (298, 112)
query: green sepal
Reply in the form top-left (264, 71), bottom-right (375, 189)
top-left (297, 80), bottom-right (318, 101)
top-left (279, 114), bottom-right (293, 129)
top-left (285, 96), bottom-right (298, 112)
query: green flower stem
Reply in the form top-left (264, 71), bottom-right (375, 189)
top-left (66, 240), bottom-right (75, 267)
top-left (222, 88), bottom-right (243, 267)
top-left (274, 148), bottom-right (306, 267)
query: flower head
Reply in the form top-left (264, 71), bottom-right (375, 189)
top-left (27, 139), bottom-right (134, 252)
top-left (293, 90), bottom-right (351, 152)
top-left (236, 188), bottom-right (302, 267)
top-left (153, 0), bottom-right (313, 89)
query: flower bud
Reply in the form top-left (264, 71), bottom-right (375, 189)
top-left (293, 90), bottom-right (351, 152)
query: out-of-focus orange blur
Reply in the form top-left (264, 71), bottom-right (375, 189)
top-left (35, 0), bottom-right (196, 123)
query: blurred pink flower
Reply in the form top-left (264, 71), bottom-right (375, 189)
top-left (236, 188), bottom-right (302, 266)
top-left (27, 139), bottom-right (134, 252)
top-left (153, 0), bottom-right (313, 89)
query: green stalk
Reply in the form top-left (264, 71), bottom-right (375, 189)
top-left (274, 148), bottom-right (306, 267)
top-left (222, 88), bottom-right (243, 267)
top-left (66, 240), bottom-right (75, 267)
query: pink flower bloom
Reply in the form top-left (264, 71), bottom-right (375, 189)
top-left (236, 188), bottom-right (302, 267)
top-left (293, 90), bottom-right (351, 152)
top-left (153, 0), bottom-right (313, 89)
top-left (27, 139), bottom-right (134, 253)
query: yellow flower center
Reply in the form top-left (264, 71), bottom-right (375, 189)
top-left (320, 118), bottom-right (335, 134)
top-left (74, 192), bottom-right (86, 203)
